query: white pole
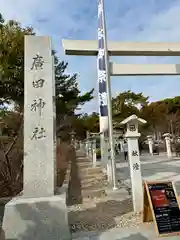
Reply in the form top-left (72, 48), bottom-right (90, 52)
top-left (97, 0), bottom-right (108, 175)
top-left (101, 0), bottom-right (117, 190)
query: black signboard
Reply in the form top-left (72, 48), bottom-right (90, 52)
top-left (144, 181), bottom-right (180, 237)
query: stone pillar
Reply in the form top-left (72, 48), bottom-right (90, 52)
top-left (23, 36), bottom-right (56, 197)
top-left (79, 141), bottom-right (84, 152)
top-left (100, 133), bottom-right (106, 167)
top-left (82, 141), bottom-right (86, 153)
top-left (92, 139), bottom-right (97, 167)
top-left (88, 140), bottom-right (93, 159)
top-left (105, 138), bottom-right (112, 183)
top-left (120, 115), bottom-right (147, 213)
top-left (100, 136), bottom-right (106, 168)
top-left (70, 131), bottom-right (76, 147)
top-left (119, 139), bottom-right (124, 152)
top-left (86, 131), bottom-right (90, 157)
top-left (163, 133), bottom-right (172, 158)
top-left (147, 135), bottom-right (153, 155)
top-left (85, 140), bottom-right (88, 156)
top-left (126, 134), bottom-right (143, 213)
top-left (2, 36), bottom-right (70, 240)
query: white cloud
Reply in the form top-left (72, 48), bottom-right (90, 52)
top-left (140, 3), bottom-right (180, 42)
top-left (1, 0), bottom-right (180, 113)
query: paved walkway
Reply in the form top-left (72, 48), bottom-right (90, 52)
top-left (72, 154), bottom-right (180, 239)
top-left (116, 154), bottom-right (180, 193)
top-left (72, 223), bottom-right (180, 239)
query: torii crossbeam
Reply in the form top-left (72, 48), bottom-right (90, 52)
top-left (62, 39), bottom-right (180, 76)
top-left (62, 39), bottom-right (180, 56)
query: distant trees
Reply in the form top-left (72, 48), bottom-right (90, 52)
top-left (72, 112), bottom-right (99, 140)
top-left (112, 90), bottom-right (148, 122)
top-left (113, 92), bottom-right (180, 139)
top-left (141, 97), bottom-right (180, 138)
top-left (80, 91), bottom-right (180, 141)
top-left (0, 13), bottom-right (94, 136)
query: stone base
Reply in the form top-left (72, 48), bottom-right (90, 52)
top-left (1, 192), bottom-right (71, 240)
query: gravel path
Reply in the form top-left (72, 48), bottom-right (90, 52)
top-left (68, 151), bottom-right (147, 233)
top-left (69, 154), bottom-right (180, 234)
top-left (68, 196), bottom-right (144, 233)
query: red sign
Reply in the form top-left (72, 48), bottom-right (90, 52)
top-left (151, 190), bottom-right (169, 207)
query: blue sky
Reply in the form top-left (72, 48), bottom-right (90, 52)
top-left (1, 0), bottom-right (180, 113)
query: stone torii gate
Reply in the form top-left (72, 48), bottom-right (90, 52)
top-left (62, 39), bottom-right (180, 184)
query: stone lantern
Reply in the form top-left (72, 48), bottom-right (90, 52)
top-left (120, 114), bottom-right (147, 213)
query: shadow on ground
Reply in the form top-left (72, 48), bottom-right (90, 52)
top-left (0, 198), bottom-right (10, 238)
top-left (69, 198), bottom-right (133, 233)
top-left (0, 201), bottom-right (71, 240)
top-left (0, 203), bottom-right (5, 226)
top-left (119, 233), bottom-right (148, 240)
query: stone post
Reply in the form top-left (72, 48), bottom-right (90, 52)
top-left (147, 135), bottom-right (153, 155)
top-left (101, 134), bottom-right (108, 169)
top-left (87, 139), bottom-right (90, 157)
top-left (120, 115), bottom-right (147, 213)
top-left (85, 138), bottom-right (90, 158)
top-left (2, 36), bottom-right (70, 240)
top-left (70, 131), bottom-right (76, 147)
top-left (88, 139), bottom-right (92, 159)
top-left (92, 138), bottom-right (97, 167)
top-left (105, 137), bottom-right (112, 183)
top-left (118, 138), bottom-right (123, 153)
top-left (79, 141), bottom-right (84, 151)
top-left (100, 133), bottom-right (106, 169)
top-left (85, 140), bottom-right (88, 156)
top-left (83, 141), bottom-right (86, 152)
top-left (23, 37), bottom-right (56, 197)
top-left (163, 133), bottom-right (172, 158)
